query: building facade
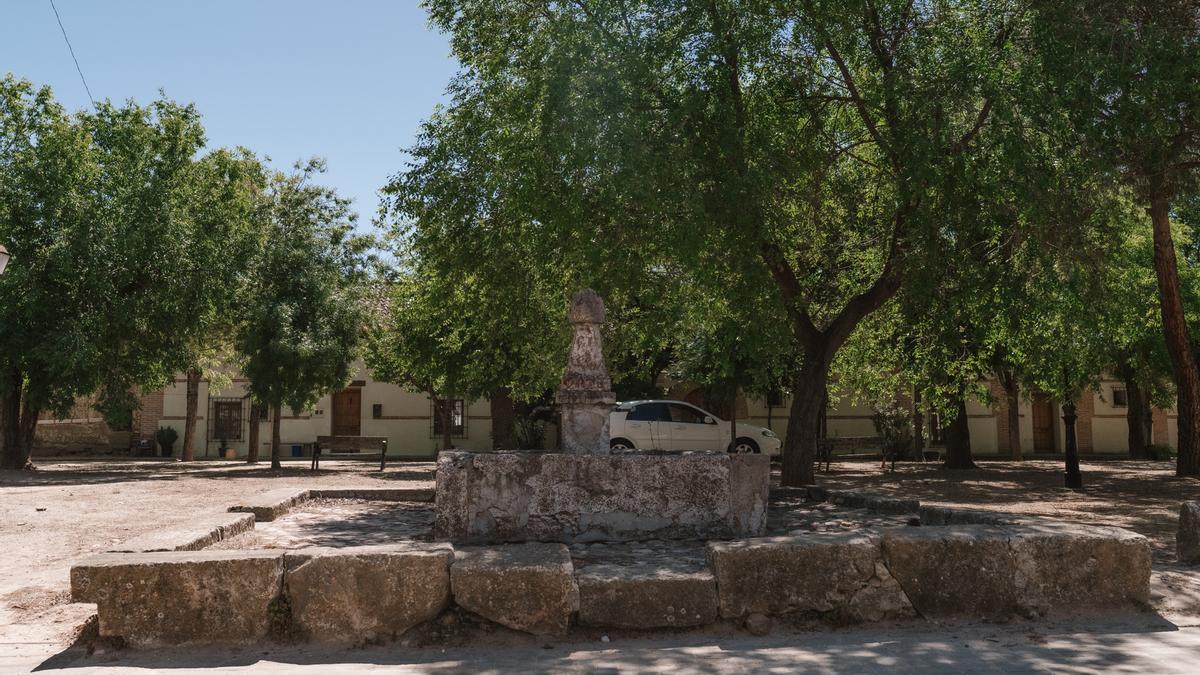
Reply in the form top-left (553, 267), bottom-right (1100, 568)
top-left (37, 368), bottom-right (1176, 459)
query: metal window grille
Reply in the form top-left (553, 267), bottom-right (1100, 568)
top-left (209, 397), bottom-right (245, 442)
top-left (431, 398), bottom-right (467, 438)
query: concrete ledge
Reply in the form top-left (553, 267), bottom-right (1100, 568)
top-left (310, 487), bottom-right (435, 502)
top-left (285, 543), bottom-right (453, 643)
top-left (827, 491), bottom-right (919, 515)
top-left (577, 564), bottom-right (717, 629)
top-left (228, 488), bottom-right (310, 522)
top-left (70, 550), bottom-right (285, 647)
top-left (706, 533), bottom-right (914, 623)
top-left (451, 543), bottom-right (579, 635)
top-left (108, 513), bottom-right (255, 553)
top-left (1179, 501), bottom-right (1200, 564)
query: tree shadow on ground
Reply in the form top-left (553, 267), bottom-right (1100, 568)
top-left (33, 613), bottom-right (1194, 673)
top-left (811, 459), bottom-right (1200, 562)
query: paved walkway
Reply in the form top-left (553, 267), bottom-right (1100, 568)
top-left (10, 615), bottom-right (1200, 673)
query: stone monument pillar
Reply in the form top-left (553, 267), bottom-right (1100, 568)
top-left (556, 289), bottom-right (616, 455)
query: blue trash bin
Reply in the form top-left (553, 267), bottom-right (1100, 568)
top-left (291, 444), bottom-right (303, 458)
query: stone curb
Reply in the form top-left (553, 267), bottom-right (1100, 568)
top-left (228, 488), bottom-right (310, 521)
top-left (576, 564), bottom-right (719, 629)
top-left (798, 486), bottom-right (918, 515)
top-left (310, 487), bottom-right (434, 502)
top-left (108, 512), bottom-right (255, 553)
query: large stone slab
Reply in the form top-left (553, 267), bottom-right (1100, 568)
top-left (451, 543), bottom-right (578, 635)
top-left (576, 564), bottom-right (717, 628)
top-left (70, 550), bottom-right (285, 647)
top-left (434, 451), bottom-right (770, 543)
top-left (285, 543), bottom-right (453, 643)
top-left (228, 487), bottom-right (309, 522)
top-left (881, 523), bottom-right (1150, 620)
top-left (706, 533), bottom-right (914, 622)
top-left (310, 487), bottom-right (435, 502)
top-left (108, 513), bottom-right (255, 552)
top-left (1179, 501), bottom-right (1200, 564)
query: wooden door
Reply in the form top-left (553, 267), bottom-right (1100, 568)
top-left (331, 389), bottom-right (361, 436)
top-left (1031, 393), bottom-right (1055, 452)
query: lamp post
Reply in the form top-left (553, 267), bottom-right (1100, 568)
top-left (0, 244), bottom-right (9, 275)
top-left (1062, 399), bottom-right (1083, 489)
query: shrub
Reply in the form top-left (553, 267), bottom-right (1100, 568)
top-left (872, 402), bottom-right (914, 459)
top-left (155, 426), bottom-right (179, 453)
top-left (1148, 444), bottom-right (1176, 461)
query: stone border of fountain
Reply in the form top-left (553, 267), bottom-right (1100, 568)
top-left (69, 487), bottom-right (1152, 648)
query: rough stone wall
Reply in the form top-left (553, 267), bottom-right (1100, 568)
top-left (434, 451), bottom-right (770, 543)
top-left (34, 419), bottom-right (112, 451)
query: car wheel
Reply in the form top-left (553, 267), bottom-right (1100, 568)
top-left (730, 437), bottom-right (760, 454)
top-left (610, 438), bottom-right (635, 451)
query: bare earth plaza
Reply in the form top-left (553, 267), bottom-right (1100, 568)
top-left (5, 1), bottom-right (1200, 674)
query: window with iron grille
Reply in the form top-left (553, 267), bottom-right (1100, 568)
top-left (431, 398), bottom-right (467, 438)
top-left (1112, 388), bottom-right (1129, 408)
top-left (209, 397), bottom-right (245, 441)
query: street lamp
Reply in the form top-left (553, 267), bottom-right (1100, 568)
top-left (0, 244), bottom-right (9, 275)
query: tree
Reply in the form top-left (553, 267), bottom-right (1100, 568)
top-left (173, 149), bottom-right (269, 461)
top-left (1033, 0), bottom-right (1200, 475)
top-left (239, 159), bottom-right (369, 469)
top-left (416, 0), bottom-right (1024, 485)
top-left (0, 77), bottom-right (207, 469)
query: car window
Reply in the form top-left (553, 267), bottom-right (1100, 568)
top-left (627, 402), bottom-right (668, 422)
top-left (668, 404), bottom-right (708, 424)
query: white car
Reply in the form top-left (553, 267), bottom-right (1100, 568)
top-left (609, 400), bottom-right (782, 455)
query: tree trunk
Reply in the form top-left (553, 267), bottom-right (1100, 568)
top-left (729, 389), bottom-right (738, 452)
top-left (0, 376), bottom-right (23, 470)
top-left (1148, 192), bottom-right (1200, 476)
top-left (943, 395), bottom-right (975, 469)
top-left (441, 400), bottom-right (453, 451)
top-left (781, 359), bottom-right (828, 486)
top-left (181, 369), bottom-right (201, 461)
top-left (270, 404), bottom-right (282, 470)
top-left (1125, 376), bottom-right (1153, 460)
top-left (490, 388), bottom-right (515, 451)
top-left (998, 371), bottom-right (1022, 460)
top-left (246, 402), bottom-right (260, 463)
top-left (912, 387), bottom-right (925, 462)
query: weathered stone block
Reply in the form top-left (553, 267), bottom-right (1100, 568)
top-left (228, 488), bottom-right (309, 522)
top-left (881, 523), bottom-right (1151, 620)
top-left (1007, 521), bottom-right (1151, 614)
top-left (706, 533), bottom-right (914, 622)
top-left (109, 513), bottom-right (255, 552)
top-left (881, 525), bottom-right (1022, 619)
top-left (1179, 501), bottom-right (1200, 564)
top-left (918, 505), bottom-right (1017, 526)
top-left (70, 550), bottom-right (284, 647)
top-left (576, 564), bottom-right (717, 629)
top-left (451, 543), bottom-right (578, 635)
top-left (285, 543), bottom-right (453, 643)
top-left (435, 451), bottom-right (770, 543)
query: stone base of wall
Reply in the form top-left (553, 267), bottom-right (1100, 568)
top-left (433, 451), bottom-right (771, 543)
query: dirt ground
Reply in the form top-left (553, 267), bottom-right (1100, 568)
top-left (1, 456), bottom-right (1198, 673)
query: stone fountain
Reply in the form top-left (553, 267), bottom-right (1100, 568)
top-left (434, 289), bottom-right (770, 543)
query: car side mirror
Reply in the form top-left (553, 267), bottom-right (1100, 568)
top-left (704, 416), bottom-right (716, 425)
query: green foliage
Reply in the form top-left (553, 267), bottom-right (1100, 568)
top-left (871, 402), bottom-right (914, 455)
top-left (239, 160), bottom-right (370, 414)
top-left (155, 426), bottom-right (178, 451)
top-left (1149, 444), bottom-right (1177, 461)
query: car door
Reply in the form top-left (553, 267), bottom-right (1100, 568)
top-left (665, 403), bottom-right (721, 451)
top-left (624, 402), bottom-right (669, 449)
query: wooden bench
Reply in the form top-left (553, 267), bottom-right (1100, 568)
top-left (311, 436), bottom-right (388, 471)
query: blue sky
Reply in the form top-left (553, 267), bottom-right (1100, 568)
top-left (2, 0), bottom-right (459, 228)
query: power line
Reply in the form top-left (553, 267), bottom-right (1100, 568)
top-left (49, 0), bottom-right (95, 108)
